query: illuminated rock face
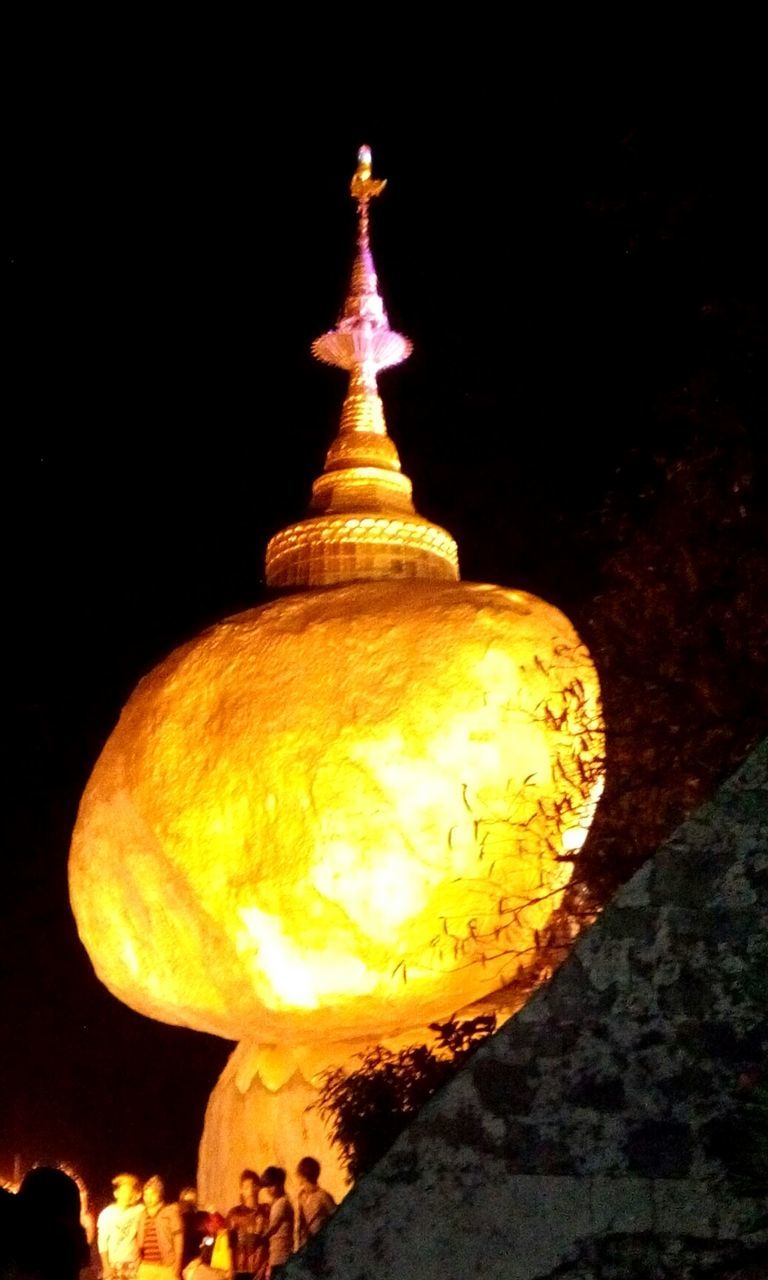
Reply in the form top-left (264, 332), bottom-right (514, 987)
top-left (69, 580), bottom-right (602, 1046)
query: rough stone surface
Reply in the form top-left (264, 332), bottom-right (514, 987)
top-left (284, 740), bottom-right (768, 1278)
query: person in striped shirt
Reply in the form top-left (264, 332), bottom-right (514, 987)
top-left (137, 1175), bottom-right (183, 1280)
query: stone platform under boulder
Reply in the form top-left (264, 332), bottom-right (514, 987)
top-left (284, 741), bottom-right (768, 1278)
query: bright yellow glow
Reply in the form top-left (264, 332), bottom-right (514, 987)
top-left (122, 938), bottom-right (139, 978)
top-left (236, 905), bottom-right (378, 1008)
top-left (311, 840), bottom-right (430, 935)
top-left (68, 580), bottom-right (603, 1044)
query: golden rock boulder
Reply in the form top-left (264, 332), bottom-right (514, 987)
top-left (69, 579), bottom-right (602, 1046)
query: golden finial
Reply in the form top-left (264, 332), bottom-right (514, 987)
top-left (350, 144), bottom-right (387, 203)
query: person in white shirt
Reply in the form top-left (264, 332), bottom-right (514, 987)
top-left (97, 1173), bottom-right (143, 1280)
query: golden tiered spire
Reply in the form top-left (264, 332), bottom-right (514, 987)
top-left (265, 146), bottom-right (459, 589)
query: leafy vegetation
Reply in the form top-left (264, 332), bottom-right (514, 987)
top-left (314, 1016), bottom-right (496, 1180)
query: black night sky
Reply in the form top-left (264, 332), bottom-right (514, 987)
top-left (5, 65), bottom-right (767, 1209)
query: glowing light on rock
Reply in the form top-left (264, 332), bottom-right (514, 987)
top-left (69, 580), bottom-right (602, 1044)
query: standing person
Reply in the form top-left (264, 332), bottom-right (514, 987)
top-left (177, 1188), bottom-right (201, 1270)
top-left (97, 1173), bottom-right (143, 1280)
top-left (137, 1176), bottom-right (183, 1280)
top-left (226, 1168), bottom-right (268, 1280)
top-left (11, 1165), bottom-right (90, 1280)
top-left (294, 1157), bottom-right (336, 1250)
top-left (58, 1163), bottom-right (98, 1279)
top-left (260, 1168), bottom-right (294, 1278)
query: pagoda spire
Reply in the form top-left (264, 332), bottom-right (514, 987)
top-left (311, 145), bottom-right (412, 475)
top-left (265, 146), bottom-right (458, 590)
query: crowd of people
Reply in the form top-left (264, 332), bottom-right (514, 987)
top-left (0, 1158), bottom-right (336, 1280)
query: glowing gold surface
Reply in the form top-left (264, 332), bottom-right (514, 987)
top-left (266, 513), bottom-right (458, 587)
top-left (350, 143), bottom-right (386, 203)
top-left (69, 580), bottom-right (603, 1044)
